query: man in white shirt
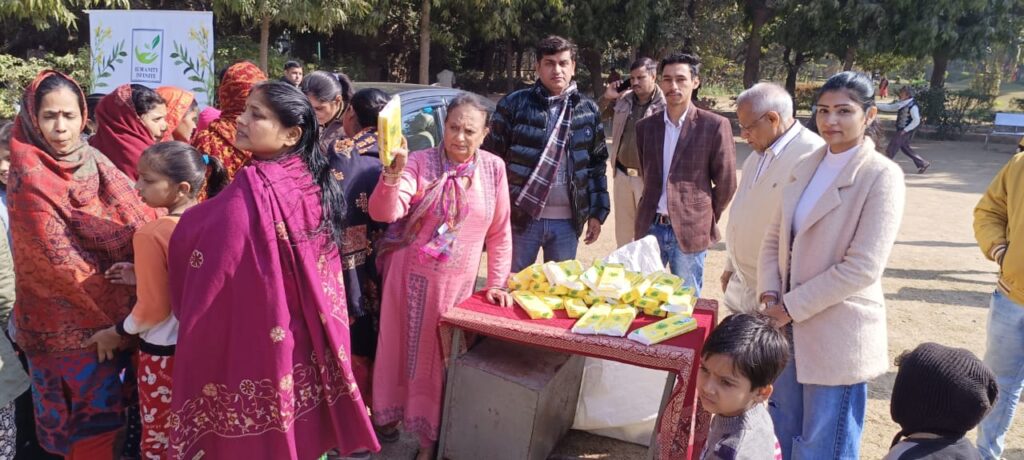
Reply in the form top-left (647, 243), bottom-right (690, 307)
top-left (634, 53), bottom-right (736, 296)
top-left (878, 86), bottom-right (930, 173)
top-left (722, 83), bottom-right (825, 313)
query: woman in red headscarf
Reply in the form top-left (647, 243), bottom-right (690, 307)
top-left (89, 84), bottom-right (168, 180)
top-left (9, 70), bottom-right (152, 458)
top-left (192, 61), bottom-right (267, 180)
top-left (156, 86), bottom-right (199, 143)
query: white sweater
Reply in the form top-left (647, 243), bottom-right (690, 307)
top-left (792, 144), bottom-right (858, 233)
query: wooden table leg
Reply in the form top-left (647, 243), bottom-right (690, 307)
top-left (647, 371), bottom-right (678, 460)
top-left (437, 328), bottom-right (463, 460)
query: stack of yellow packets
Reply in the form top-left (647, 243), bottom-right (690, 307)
top-left (627, 315), bottom-right (699, 345)
top-left (507, 261), bottom-right (698, 336)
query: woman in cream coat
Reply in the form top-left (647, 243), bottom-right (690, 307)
top-left (758, 71), bottom-right (906, 460)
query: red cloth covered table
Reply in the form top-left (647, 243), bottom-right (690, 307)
top-left (439, 292), bottom-right (718, 460)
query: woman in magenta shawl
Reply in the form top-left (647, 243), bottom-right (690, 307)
top-left (167, 81), bottom-right (379, 459)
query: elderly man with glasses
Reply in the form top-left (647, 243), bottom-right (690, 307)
top-left (721, 82), bottom-right (825, 313)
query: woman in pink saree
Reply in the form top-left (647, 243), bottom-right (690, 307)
top-left (369, 94), bottom-right (513, 460)
top-left (167, 81), bottom-right (379, 459)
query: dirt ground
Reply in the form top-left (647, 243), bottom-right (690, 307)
top-left (370, 136), bottom-right (1024, 459)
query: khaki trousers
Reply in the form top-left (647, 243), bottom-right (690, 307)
top-left (613, 172), bottom-right (645, 247)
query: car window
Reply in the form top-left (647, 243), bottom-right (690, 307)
top-left (403, 105), bottom-right (444, 152)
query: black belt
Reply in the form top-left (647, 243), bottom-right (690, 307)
top-left (654, 213), bottom-right (671, 225)
top-left (615, 161), bottom-right (640, 177)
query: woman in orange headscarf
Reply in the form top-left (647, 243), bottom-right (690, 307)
top-left (192, 61), bottom-right (266, 180)
top-left (9, 70), bottom-right (152, 458)
top-left (156, 86), bottom-right (199, 143)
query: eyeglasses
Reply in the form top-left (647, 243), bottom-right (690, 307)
top-left (738, 112), bottom-right (769, 133)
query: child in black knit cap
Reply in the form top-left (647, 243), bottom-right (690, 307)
top-left (885, 342), bottom-right (998, 460)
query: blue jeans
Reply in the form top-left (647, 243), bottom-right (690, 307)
top-left (977, 290), bottom-right (1024, 460)
top-left (511, 218), bottom-right (579, 273)
top-left (770, 330), bottom-right (867, 460)
top-left (647, 222), bottom-right (706, 296)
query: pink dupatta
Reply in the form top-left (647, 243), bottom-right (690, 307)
top-left (167, 154), bottom-right (379, 459)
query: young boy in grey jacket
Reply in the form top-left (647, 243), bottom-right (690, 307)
top-left (698, 314), bottom-right (788, 460)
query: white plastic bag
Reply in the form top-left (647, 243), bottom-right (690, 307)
top-left (572, 236), bottom-right (671, 446)
top-left (603, 235), bottom-right (664, 275)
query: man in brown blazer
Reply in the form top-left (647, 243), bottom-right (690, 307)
top-left (634, 53), bottom-right (736, 296)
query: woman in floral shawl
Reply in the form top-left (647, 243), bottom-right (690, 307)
top-left (168, 81), bottom-right (379, 459)
top-left (9, 70), bottom-right (152, 458)
top-left (191, 61), bottom-right (266, 180)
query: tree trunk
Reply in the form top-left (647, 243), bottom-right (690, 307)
top-left (259, 15), bottom-right (271, 74)
top-left (481, 46), bottom-right (493, 88)
top-left (742, 5), bottom-right (771, 88)
top-left (930, 48), bottom-right (950, 89)
top-left (515, 49), bottom-right (523, 78)
top-left (682, 0), bottom-right (699, 52)
top-left (842, 45), bottom-right (856, 71)
top-left (418, 0), bottom-right (431, 84)
top-left (581, 47), bottom-right (604, 99)
top-left (783, 48), bottom-right (806, 116)
top-left (505, 38), bottom-right (515, 93)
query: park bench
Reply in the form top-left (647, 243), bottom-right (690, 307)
top-left (985, 112), bottom-right (1024, 149)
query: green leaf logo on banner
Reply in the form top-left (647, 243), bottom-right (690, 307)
top-left (136, 48), bottom-right (159, 64)
top-left (135, 32), bottom-right (162, 65)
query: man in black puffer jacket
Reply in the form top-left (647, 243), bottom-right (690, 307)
top-left (484, 35), bottom-right (610, 273)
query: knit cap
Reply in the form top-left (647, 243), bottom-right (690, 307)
top-left (890, 342), bottom-right (998, 443)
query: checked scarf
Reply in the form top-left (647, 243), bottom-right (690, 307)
top-left (514, 82), bottom-right (577, 219)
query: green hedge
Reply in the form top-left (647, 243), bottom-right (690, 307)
top-left (0, 49), bottom-right (91, 119)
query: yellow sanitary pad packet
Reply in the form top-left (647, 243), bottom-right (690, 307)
top-left (595, 305), bottom-right (638, 337)
top-left (646, 273), bottom-right (683, 302)
top-left (593, 264), bottom-right (632, 299)
top-left (627, 315), bottom-right (699, 345)
top-left (507, 278), bottom-right (527, 291)
top-left (512, 263), bottom-right (543, 284)
top-left (637, 297), bottom-right (667, 317)
top-left (663, 287), bottom-right (697, 316)
top-left (579, 264), bottom-right (603, 291)
top-left (622, 276), bottom-right (654, 305)
top-left (564, 298), bottom-right (589, 318)
top-left (512, 291), bottom-right (554, 320)
top-left (535, 293), bottom-right (564, 310)
top-left (560, 260), bottom-right (585, 277)
top-left (571, 303), bottom-right (612, 334)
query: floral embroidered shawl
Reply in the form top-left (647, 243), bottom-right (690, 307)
top-left (167, 153), bottom-right (379, 459)
top-left (9, 70), bottom-right (152, 354)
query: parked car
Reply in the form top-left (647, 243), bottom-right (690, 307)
top-left (351, 82), bottom-right (495, 152)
